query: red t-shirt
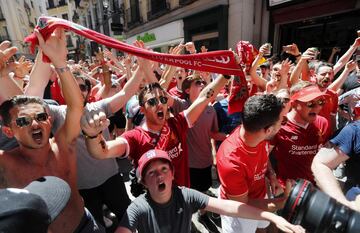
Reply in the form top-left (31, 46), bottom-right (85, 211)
top-left (121, 112), bottom-right (190, 187)
top-left (167, 78), bottom-right (177, 91)
top-left (319, 89), bottom-right (338, 123)
top-left (216, 127), bottom-right (269, 199)
top-left (271, 115), bottom-right (330, 185)
top-left (50, 79), bottom-right (65, 105)
top-left (168, 86), bottom-right (185, 99)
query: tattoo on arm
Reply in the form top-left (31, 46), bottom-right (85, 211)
top-left (99, 139), bottom-right (106, 150)
top-left (206, 89), bottom-right (214, 98)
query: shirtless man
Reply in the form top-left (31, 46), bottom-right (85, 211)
top-left (0, 29), bottom-right (102, 233)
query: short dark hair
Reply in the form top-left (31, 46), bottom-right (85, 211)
top-left (241, 94), bottom-right (283, 132)
top-left (0, 95), bottom-right (47, 126)
top-left (181, 74), bottom-right (203, 99)
top-left (138, 82), bottom-right (165, 106)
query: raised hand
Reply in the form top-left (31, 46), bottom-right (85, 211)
top-left (345, 60), bottom-right (357, 72)
top-left (332, 47), bottom-right (341, 54)
top-left (35, 28), bottom-right (67, 67)
top-left (200, 45), bottom-right (208, 53)
top-left (282, 43), bottom-right (300, 56)
top-left (185, 42), bottom-right (196, 54)
top-left (300, 47), bottom-right (318, 61)
top-left (259, 43), bottom-right (270, 56)
top-left (352, 37), bottom-right (360, 48)
top-left (81, 110), bottom-right (110, 137)
top-left (14, 56), bottom-right (32, 78)
top-left (0, 41), bottom-right (18, 76)
top-left (279, 58), bottom-right (292, 77)
top-left (95, 47), bottom-right (105, 63)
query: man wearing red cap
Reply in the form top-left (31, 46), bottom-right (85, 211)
top-left (115, 149), bottom-right (305, 233)
top-left (270, 81), bottom-right (331, 186)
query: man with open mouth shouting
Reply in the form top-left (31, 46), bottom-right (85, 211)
top-left (0, 29), bottom-right (104, 233)
top-left (114, 149), bottom-right (305, 233)
top-left (82, 71), bottom-right (230, 190)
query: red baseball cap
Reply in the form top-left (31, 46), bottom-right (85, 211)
top-left (136, 149), bottom-right (172, 182)
top-left (291, 85), bottom-right (327, 102)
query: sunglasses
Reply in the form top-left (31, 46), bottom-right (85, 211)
top-left (305, 99), bottom-right (326, 108)
top-left (15, 112), bottom-right (49, 127)
top-left (146, 96), bottom-right (168, 107)
top-left (195, 80), bottom-right (206, 86)
top-left (79, 84), bottom-right (87, 92)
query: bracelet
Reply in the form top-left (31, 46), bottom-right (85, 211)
top-left (55, 66), bottom-right (70, 74)
top-left (294, 53), bottom-right (301, 57)
top-left (223, 75), bottom-right (231, 80)
top-left (82, 130), bottom-right (102, 139)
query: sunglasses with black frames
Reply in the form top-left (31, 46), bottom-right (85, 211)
top-left (14, 112), bottom-right (49, 127)
top-left (146, 96), bottom-right (168, 107)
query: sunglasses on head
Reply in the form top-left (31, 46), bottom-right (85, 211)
top-left (15, 112), bottom-right (49, 127)
top-left (305, 99), bottom-right (326, 108)
top-left (146, 96), bottom-right (168, 107)
top-left (79, 84), bottom-right (87, 92)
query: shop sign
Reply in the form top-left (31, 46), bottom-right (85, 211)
top-left (137, 32), bottom-right (156, 43)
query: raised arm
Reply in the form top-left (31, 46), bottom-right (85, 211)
top-left (289, 48), bottom-right (316, 85)
top-left (333, 37), bottom-right (360, 75)
top-left (25, 49), bottom-right (52, 97)
top-left (327, 47), bottom-right (341, 64)
top-left (184, 74), bottom-right (228, 126)
top-left (0, 41), bottom-right (23, 103)
top-left (159, 44), bottom-right (184, 89)
top-left (249, 44), bottom-right (268, 91)
top-left (81, 111), bottom-right (128, 159)
top-left (328, 60), bottom-right (357, 93)
top-left (107, 63), bottom-right (142, 113)
top-left (35, 28), bottom-right (83, 143)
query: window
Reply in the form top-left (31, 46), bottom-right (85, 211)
top-left (47, 0), bottom-right (55, 8)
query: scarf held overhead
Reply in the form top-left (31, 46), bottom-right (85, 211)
top-left (24, 16), bottom-right (243, 76)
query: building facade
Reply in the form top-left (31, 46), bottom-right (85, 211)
top-left (268, 0), bottom-right (360, 60)
top-left (0, 0), bottom-right (47, 56)
top-left (122, 0), bottom-right (269, 52)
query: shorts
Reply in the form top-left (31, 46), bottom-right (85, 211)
top-left (219, 182), bottom-right (270, 233)
top-left (190, 166), bottom-right (212, 192)
top-left (221, 212), bottom-right (269, 233)
top-left (74, 208), bottom-right (106, 233)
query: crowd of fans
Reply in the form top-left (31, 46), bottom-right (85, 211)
top-left (0, 26), bottom-right (359, 233)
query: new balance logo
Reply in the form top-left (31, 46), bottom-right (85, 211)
top-left (291, 135), bottom-right (298, 140)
